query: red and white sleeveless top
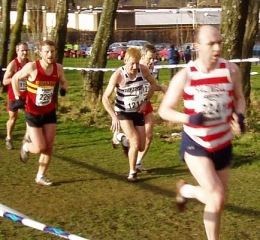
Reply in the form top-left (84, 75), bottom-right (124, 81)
top-left (183, 58), bottom-right (234, 152)
top-left (8, 57), bottom-right (29, 100)
top-left (26, 60), bottom-right (58, 115)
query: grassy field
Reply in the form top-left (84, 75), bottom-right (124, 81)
top-left (0, 59), bottom-right (259, 240)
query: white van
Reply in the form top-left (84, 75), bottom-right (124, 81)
top-left (126, 40), bottom-right (151, 50)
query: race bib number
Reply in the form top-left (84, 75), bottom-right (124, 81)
top-left (125, 97), bottom-right (143, 110)
top-left (143, 81), bottom-right (150, 96)
top-left (19, 79), bottom-right (27, 91)
top-left (35, 87), bottom-right (54, 106)
top-left (194, 92), bottom-right (230, 125)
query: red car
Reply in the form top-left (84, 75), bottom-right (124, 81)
top-left (158, 46), bottom-right (184, 62)
top-left (158, 46), bottom-right (170, 61)
top-left (107, 46), bottom-right (126, 60)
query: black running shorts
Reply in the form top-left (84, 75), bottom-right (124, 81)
top-left (25, 109), bottom-right (57, 128)
top-left (116, 112), bottom-right (145, 126)
top-left (180, 131), bottom-right (232, 170)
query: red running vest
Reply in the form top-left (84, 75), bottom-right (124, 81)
top-left (26, 60), bottom-right (58, 115)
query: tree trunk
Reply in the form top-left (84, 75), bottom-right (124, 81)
top-left (240, 0), bottom-right (260, 107)
top-left (51, 0), bottom-right (69, 64)
top-left (0, 0), bottom-right (11, 68)
top-left (83, 0), bottom-right (119, 105)
top-left (220, 0), bottom-right (249, 60)
top-left (220, 0), bottom-right (259, 108)
top-left (51, 0), bottom-right (69, 104)
top-left (8, 0), bottom-right (26, 63)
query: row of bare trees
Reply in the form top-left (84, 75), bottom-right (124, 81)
top-left (0, 0), bottom-right (259, 110)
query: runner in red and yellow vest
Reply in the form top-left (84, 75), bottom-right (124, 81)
top-left (26, 60), bottom-right (58, 115)
top-left (2, 42), bottom-right (30, 150)
top-left (7, 57), bottom-right (29, 103)
top-left (11, 40), bottom-right (68, 186)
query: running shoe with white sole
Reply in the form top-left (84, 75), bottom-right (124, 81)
top-left (127, 172), bottom-right (137, 182)
top-left (176, 179), bottom-right (186, 212)
top-left (35, 176), bottom-right (53, 186)
top-left (6, 138), bottom-right (14, 150)
top-left (136, 163), bottom-right (148, 173)
top-left (19, 139), bottom-right (29, 163)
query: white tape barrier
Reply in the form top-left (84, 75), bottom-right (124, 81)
top-left (63, 58), bottom-right (260, 72)
top-left (0, 203), bottom-right (89, 240)
top-left (2, 58), bottom-right (259, 73)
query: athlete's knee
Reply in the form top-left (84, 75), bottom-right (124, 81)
top-left (129, 137), bottom-right (139, 150)
top-left (208, 188), bottom-right (226, 212)
top-left (7, 116), bottom-right (17, 125)
top-left (33, 143), bottom-right (47, 154)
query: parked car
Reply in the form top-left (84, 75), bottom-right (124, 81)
top-left (158, 46), bottom-right (170, 61)
top-left (107, 46), bottom-right (127, 60)
top-left (126, 40), bottom-right (151, 50)
top-left (154, 43), bottom-right (170, 51)
top-left (109, 42), bottom-right (127, 51)
top-left (158, 46), bottom-right (183, 62)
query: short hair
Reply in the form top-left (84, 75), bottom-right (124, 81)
top-left (39, 40), bottom-right (56, 50)
top-left (125, 47), bottom-right (141, 60)
top-left (141, 44), bottom-right (156, 56)
top-left (16, 42), bottom-right (28, 51)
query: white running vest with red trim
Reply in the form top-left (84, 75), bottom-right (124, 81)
top-left (183, 58), bottom-right (234, 152)
top-left (114, 66), bottom-right (145, 113)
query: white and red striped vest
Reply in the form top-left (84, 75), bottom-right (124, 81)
top-left (183, 58), bottom-right (234, 152)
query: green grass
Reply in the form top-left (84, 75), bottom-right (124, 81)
top-left (0, 59), bottom-right (259, 240)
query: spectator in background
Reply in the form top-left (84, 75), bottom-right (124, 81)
top-left (168, 44), bottom-right (180, 79)
top-left (184, 45), bottom-right (192, 63)
top-left (152, 55), bottom-right (160, 80)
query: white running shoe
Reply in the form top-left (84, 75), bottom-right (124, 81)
top-left (176, 179), bottom-right (186, 212)
top-left (20, 139), bottom-right (29, 163)
top-left (35, 176), bottom-right (53, 186)
top-left (136, 163), bottom-right (148, 173)
top-left (6, 138), bottom-right (14, 150)
top-left (127, 172), bottom-right (137, 182)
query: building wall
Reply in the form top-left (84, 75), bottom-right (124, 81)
top-left (10, 8), bottom-right (223, 31)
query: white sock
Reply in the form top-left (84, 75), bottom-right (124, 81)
top-left (36, 173), bottom-right (43, 180)
top-left (180, 184), bottom-right (196, 199)
top-left (22, 142), bottom-right (29, 152)
top-left (136, 158), bottom-right (142, 165)
top-left (116, 132), bottom-right (125, 142)
top-left (129, 170), bottom-right (136, 175)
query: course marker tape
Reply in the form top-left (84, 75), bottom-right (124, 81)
top-left (0, 203), bottom-right (89, 240)
top-left (63, 58), bottom-right (260, 72)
